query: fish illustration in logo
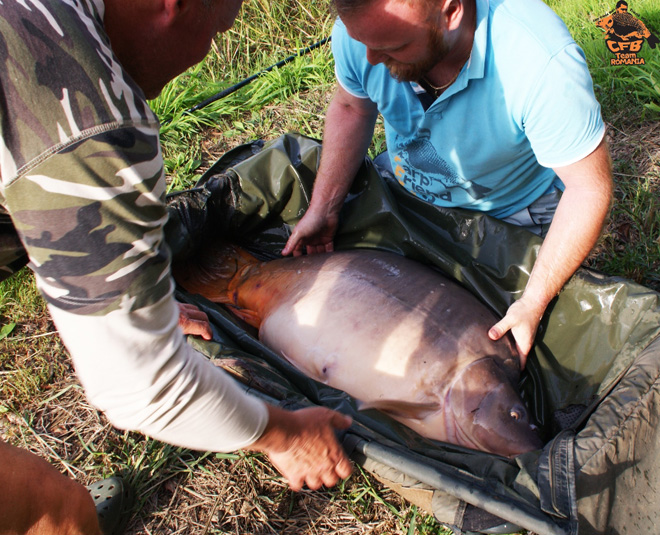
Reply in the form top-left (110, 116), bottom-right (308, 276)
top-left (400, 129), bottom-right (459, 187)
top-left (596, 1), bottom-right (659, 53)
top-left (397, 129), bottom-right (492, 200)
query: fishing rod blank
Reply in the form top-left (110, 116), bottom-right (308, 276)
top-left (185, 37), bottom-right (331, 115)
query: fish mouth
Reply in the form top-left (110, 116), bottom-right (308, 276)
top-left (446, 357), bottom-right (541, 457)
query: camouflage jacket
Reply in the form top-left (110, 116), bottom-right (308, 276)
top-left (0, 0), bottom-right (268, 450)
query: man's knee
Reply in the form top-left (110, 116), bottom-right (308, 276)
top-left (0, 440), bottom-right (101, 535)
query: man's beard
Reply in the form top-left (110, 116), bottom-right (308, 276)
top-left (385, 25), bottom-right (448, 82)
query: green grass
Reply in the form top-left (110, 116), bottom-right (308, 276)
top-left (151, 0), bottom-right (336, 191)
top-left (1, 0), bottom-right (659, 533)
top-left (0, 270), bottom-right (60, 413)
top-left (546, 0), bottom-right (660, 118)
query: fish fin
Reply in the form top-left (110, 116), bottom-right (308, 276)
top-left (227, 305), bottom-right (262, 329)
top-left (358, 399), bottom-right (441, 420)
top-left (212, 358), bottom-right (290, 400)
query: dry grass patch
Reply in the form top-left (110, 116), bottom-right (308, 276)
top-left (587, 117), bottom-right (660, 290)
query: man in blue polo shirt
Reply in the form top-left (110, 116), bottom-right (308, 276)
top-left (283, 0), bottom-right (613, 367)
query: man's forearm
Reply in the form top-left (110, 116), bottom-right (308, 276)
top-left (522, 140), bottom-right (613, 315)
top-left (308, 88), bottom-right (378, 214)
top-left (489, 140), bottom-right (613, 362)
top-left (521, 190), bottom-right (610, 317)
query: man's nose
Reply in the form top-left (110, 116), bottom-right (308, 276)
top-left (366, 48), bottom-right (388, 65)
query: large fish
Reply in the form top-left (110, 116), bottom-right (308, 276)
top-left (173, 244), bottom-right (542, 457)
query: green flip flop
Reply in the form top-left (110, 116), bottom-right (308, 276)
top-left (86, 476), bottom-right (134, 535)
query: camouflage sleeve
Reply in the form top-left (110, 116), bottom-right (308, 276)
top-left (1, 0), bottom-right (269, 451)
top-left (6, 127), bottom-right (171, 314)
top-left (4, 129), bottom-right (269, 452)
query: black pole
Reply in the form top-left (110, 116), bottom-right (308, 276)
top-left (184, 37), bottom-right (331, 115)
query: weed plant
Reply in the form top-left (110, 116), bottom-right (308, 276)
top-left (1, 0), bottom-right (659, 534)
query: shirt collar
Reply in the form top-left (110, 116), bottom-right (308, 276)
top-left (467, 0), bottom-right (489, 82)
top-left (91, 0), bottom-right (105, 20)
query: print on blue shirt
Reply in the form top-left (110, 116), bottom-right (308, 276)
top-left (393, 129), bottom-right (492, 203)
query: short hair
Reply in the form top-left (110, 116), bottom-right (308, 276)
top-left (332, 0), bottom-right (371, 16)
top-left (615, 0), bottom-right (628, 8)
top-left (333, 0), bottom-right (434, 17)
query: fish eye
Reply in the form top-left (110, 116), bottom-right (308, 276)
top-left (509, 404), bottom-right (528, 422)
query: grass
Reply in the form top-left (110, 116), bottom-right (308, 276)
top-left (1, 0), bottom-right (659, 533)
top-left (150, 0), bottom-right (337, 191)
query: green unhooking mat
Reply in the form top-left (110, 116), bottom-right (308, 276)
top-left (165, 133), bottom-right (660, 535)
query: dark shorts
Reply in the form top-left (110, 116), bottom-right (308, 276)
top-left (500, 187), bottom-right (562, 237)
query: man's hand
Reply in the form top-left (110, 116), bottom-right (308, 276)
top-left (281, 207), bottom-right (339, 257)
top-left (488, 298), bottom-right (545, 370)
top-left (248, 406), bottom-right (353, 491)
top-left (177, 302), bottom-right (213, 340)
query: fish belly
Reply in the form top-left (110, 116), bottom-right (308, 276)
top-left (247, 250), bottom-right (518, 443)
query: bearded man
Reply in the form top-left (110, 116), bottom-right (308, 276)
top-left (283, 0), bottom-right (613, 368)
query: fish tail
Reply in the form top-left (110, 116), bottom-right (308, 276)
top-left (172, 242), bottom-right (259, 304)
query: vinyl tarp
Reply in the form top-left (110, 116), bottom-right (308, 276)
top-left (165, 133), bottom-right (660, 535)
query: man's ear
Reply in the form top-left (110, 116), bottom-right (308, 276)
top-left (159, 0), bottom-right (186, 27)
top-left (442, 0), bottom-right (465, 31)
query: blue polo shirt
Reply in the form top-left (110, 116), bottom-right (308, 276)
top-left (332, 0), bottom-right (605, 218)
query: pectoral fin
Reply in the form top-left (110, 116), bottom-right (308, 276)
top-left (227, 305), bottom-right (262, 328)
top-left (358, 399), bottom-right (441, 420)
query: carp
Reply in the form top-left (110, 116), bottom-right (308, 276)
top-left (173, 244), bottom-right (542, 457)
